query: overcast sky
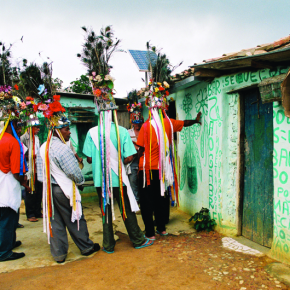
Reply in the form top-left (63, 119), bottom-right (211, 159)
top-left (2, 0), bottom-right (290, 98)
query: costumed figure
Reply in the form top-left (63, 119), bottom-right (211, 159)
top-left (136, 80), bottom-right (202, 239)
top-left (0, 84), bottom-right (30, 262)
top-left (126, 90), bottom-right (144, 203)
top-left (20, 96), bottom-right (43, 222)
top-left (32, 78), bottom-right (99, 263)
top-left (81, 25), bottom-right (153, 253)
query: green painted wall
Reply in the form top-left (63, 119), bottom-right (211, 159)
top-left (141, 65), bottom-right (290, 265)
top-left (271, 101), bottom-right (290, 264)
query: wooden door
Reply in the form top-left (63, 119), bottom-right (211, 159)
top-left (242, 88), bottom-right (273, 248)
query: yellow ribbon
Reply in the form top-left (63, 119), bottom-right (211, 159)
top-left (0, 113), bottom-right (11, 141)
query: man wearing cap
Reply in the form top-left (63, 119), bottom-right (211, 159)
top-left (38, 115), bottom-right (100, 263)
top-left (136, 81), bottom-right (202, 240)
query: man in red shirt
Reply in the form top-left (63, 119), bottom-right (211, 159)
top-left (0, 120), bottom-right (30, 262)
top-left (136, 82), bottom-right (201, 240)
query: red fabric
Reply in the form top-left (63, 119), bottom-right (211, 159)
top-left (137, 118), bottom-right (184, 171)
top-left (0, 132), bottom-right (21, 174)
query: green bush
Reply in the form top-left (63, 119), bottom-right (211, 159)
top-left (189, 207), bottom-right (216, 232)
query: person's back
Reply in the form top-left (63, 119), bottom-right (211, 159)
top-left (0, 125), bottom-right (26, 262)
top-left (83, 121), bottom-right (153, 253)
top-left (0, 132), bottom-right (21, 175)
top-left (83, 122), bottom-right (136, 187)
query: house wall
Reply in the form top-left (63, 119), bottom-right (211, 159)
top-left (174, 80), bottom-right (238, 236)
top-left (174, 66), bottom-right (290, 256)
top-left (141, 65), bottom-right (290, 264)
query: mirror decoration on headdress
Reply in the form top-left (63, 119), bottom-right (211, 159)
top-left (89, 73), bottom-right (118, 112)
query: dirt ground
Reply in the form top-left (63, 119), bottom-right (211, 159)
top-left (1, 230), bottom-right (289, 289)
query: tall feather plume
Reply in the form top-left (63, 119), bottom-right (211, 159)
top-left (146, 42), bottom-right (183, 85)
top-left (77, 25), bottom-right (121, 76)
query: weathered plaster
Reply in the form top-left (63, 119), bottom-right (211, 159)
top-left (270, 101), bottom-right (290, 264)
top-left (174, 66), bottom-right (289, 238)
top-left (139, 66), bottom-right (290, 264)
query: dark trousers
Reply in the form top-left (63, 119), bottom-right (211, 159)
top-left (139, 170), bottom-right (168, 237)
top-left (50, 184), bottom-right (94, 262)
top-left (0, 207), bottom-right (18, 261)
top-left (97, 187), bottom-right (145, 252)
top-left (25, 176), bottom-right (42, 218)
top-left (128, 157), bottom-right (140, 202)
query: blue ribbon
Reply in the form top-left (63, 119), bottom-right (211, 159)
top-left (10, 122), bottom-right (28, 175)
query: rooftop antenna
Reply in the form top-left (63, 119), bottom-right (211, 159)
top-left (128, 50), bottom-right (157, 86)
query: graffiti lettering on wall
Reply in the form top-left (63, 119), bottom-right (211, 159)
top-left (196, 88), bottom-right (209, 166)
top-left (219, 66), bottom-right (289, 89)
top-left (180, 93), bottom-right (202, 194)
top-left (272, 103), bottom-right (290, 262)
top-left (208, 91), bottom-right (237, 229)
top-left (208, 96), bottom-right (222, 213)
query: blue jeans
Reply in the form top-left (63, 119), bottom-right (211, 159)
top-left (0, 207), bottom-right (18, 261)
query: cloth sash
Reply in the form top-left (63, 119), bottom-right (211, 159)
top-left (143, 114), bottom-right (174, 196)
top-left (0, 170), bottom-right (21, 212)
top-left (40, 143), bottom-right (82, 223)
top-left (125, 128), bottom-right (137, 175)
top-left (89, 126), bottom-right (139, 212)
top-left (27, 135), bottom-right (39, 180)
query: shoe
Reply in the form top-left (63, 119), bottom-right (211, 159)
top-left (82, 243), bottom-right (100, 256)
top-left (56, 259), bottom-right (65, 264)
top-left (144, 235), bottom-right (156, 240)
top-left (156, 230), bottom-right (168, 236)
top-left (102, 247), bottom-right (114, 254)
top-left (135, 239), bottom-right (154, 249)
top-left (13, 241), bottom-right (22, 249)
top-left (17, 223), bottom-right (24, 228)
top-left (0, 252), bottom-right (25, 262)
top-left (27, 217), bottom-right (38, 222)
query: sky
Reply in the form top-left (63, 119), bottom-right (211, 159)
top-left (2, 0), bottom-right (290, 98)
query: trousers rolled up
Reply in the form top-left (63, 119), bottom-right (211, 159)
top-left (139, 170), bottom-right (168, 237)
top-left (0, 207), bottom-right (18, 261)
top-left (50, 184), bottom-right (94, 262)
top-left (96, 187), bottom-right (145, 252)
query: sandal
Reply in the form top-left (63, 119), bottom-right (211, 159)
top-left (17, 223), bottom-right (24, 228)
top-left (102, 247), bottom-right (114, 254)
top-left (135, 239), bottom-right (154, 249)
top-left (27, 217), bottom-right (38, 222)
top-left (156, 230), bottom-right (168, 236)
top-left (144, 235), bottom-right (156, 240)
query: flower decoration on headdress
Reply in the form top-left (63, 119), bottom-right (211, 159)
top-left (145, 79), bottom-right (170, 110)
top-left (0, 85), bottom-right (22, 121)
top-left (126, 90), bottom-right (143, 124)
top-left (77, 25), bottom-right (122, 112)
top-left (17, 62), bottom-right (67, 127)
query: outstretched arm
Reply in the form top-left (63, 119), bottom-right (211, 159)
top-left (183, 112), bottom-right (202, 127)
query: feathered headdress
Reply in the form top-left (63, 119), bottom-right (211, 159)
top-left (77, 26), bottom-right (137, 221)
top-left (77, 26), bottom-right (123, 112)
top-left (142, 43), bottom-right (182, 206)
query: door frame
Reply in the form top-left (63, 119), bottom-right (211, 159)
top-left (236, 90), bottom-right (245, 236)
top-left (236, 87), bottom-right (274, 240)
